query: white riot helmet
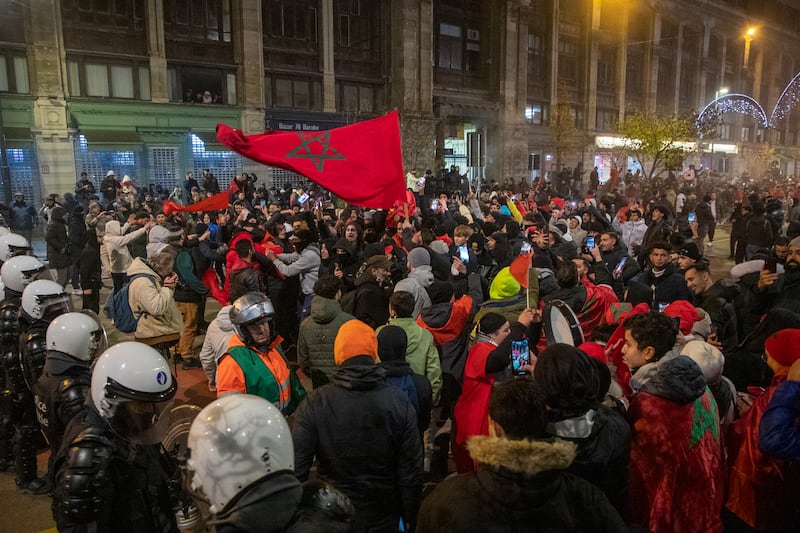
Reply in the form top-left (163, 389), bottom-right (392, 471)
top-left (229, 292), bottom-right (276, 349)
top-left (187, 395), bottom-right (294, 514)
top-left (21, 279), bottom-right (72, 322)
top-left (1, 255), bottom-right (48, 293)
top-left (91, 342), bottom-right (177, 445)
top-left (46, 312), bottom-right (107, 362)
top-left (0, 233), bottom-right (31, 261)
top-left (0, 226), bottom-right (9, 237)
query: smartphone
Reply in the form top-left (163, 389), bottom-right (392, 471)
top-left (241, 208), bottom-right (250, 218)
top-left (458, 245), bottom-right (469, 263)
top-left (613, 256), bottom-right (627, 278)
top-left (260, 199), bottom-right (266, 208)
top-left (431, 199), bottom-right (439, 210)
top-left (658, 303), bottom-right (669, 312)
top-left (688, 212), bottom-right (696, 223)
top-left (521, 241), bottom-right (532, 254)
top-left (298, 193), bottom-right (309, 204)
top-left (586, 236), bottom-right (595, 248)
top-left (511, 339), bottom-right (530, 375)
top-left (765, 255), bottom-right (778, 273)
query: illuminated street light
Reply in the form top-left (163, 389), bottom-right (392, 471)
top-left (744, 27), bottom-right (756, 69)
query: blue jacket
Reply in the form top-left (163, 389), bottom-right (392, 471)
top-left (759, 379), bottom-right (800, 461)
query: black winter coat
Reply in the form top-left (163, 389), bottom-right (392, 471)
top-left (628, 263), bottom-right (692, 308)
top-left (417, 435), bottom-right (627, 532)
top-left (350, 275), bottom-right (390, 330)
top-left (45, 211), bottom-right (71, 269)
top-left (550, 406), bottom-right (631, 514)
top-left (292, 360), bottom-right (423, 532)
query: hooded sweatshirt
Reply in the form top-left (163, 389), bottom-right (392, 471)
top-left (394, 266), bottom-right (434, 318)
top-left (198, 305), bottom-right (235, 386)
top-left (104, 220), bottom-right (147, 273)
top-left (126, 257), bottom-right (183, 340)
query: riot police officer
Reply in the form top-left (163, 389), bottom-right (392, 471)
top-left (34, 312), bottom-right (105, 457)
top-left (52, 342), bottom-right (181, 532)
top-left (188, 394), bottom-right (353, 532)
top-left (0, 256), bottom-right (49, 492)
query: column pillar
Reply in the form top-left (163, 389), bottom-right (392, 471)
top-left (320, 0), bottom-right (336, 112)
top-left (28, 0), bottom-right (75, 199)
top-left (146, 0), bottom-right (168, 102)
top-left (586, 0), bottom-right (601, 131)
top-left (233, 1), bottom-right (265, 135)
top-left (644, 12), bottom-right (661, 112)
top-left (673, 24), bottom-right (684, 114)
top-left (617, 4), bottom-right (628, 121)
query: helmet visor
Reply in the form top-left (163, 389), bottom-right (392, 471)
top-left (110, 398), bottom-right (175, 446)
top-left (40, 294), bottom-right (74, 322)
top-left (80, 310), bottom-right (108, 360)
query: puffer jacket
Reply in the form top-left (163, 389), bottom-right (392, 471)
top-left (198, 305), bottom-right (235, 386)
top-left (417, 436), bottom-right (627, 532)
top-left (297, 296), bottom-right (354, 387)
top-left (615, 218), bottom-right (648, 256)
top-left (394, 265), bottom-right (434, 318)
top-left (126, 257), bottom-right (183, 340)
top-left (104, 220), bottom-right (147, 273)
top-left (292, 360), bottom-right (423, 532)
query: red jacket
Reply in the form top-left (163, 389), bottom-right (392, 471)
top-left (726, 372), bottom-right (800, 531)
top-left (417, 295), bottom-right (473, 346)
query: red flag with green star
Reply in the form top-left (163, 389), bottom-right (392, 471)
top-left (216, 110), bottom-right (407, 209)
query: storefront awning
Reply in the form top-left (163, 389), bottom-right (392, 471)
top-left (78, 128), bottom-right (142, 145)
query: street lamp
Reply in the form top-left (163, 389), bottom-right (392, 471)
top-left (743, 26), bottom-right (756, 69)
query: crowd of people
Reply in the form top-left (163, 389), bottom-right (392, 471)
top-left (0, 164), bottom-right (798, 532)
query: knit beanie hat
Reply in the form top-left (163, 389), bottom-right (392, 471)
top-left (663, 300), bottom-right (699, 335)
top-left (377, 326), bottom-right (407, 362)
top-left (764, 328), bottom-right (800, 367)
top-left (479, 312), bottom-right (507, 336)
top-left (427, 281), bottom-right (454, 305)
top-left (407, 247), bottom-right (431, 268)
top-left (550, 197), bottom-right (565, 210)
top-left (489, 267), bottom-right (521, 300)
top-left (428, 240), bottom-right (449, 256)
top-left (334, 320), bottom-right (378, 365)
top-left (680, 340), bottom-right (725, 381)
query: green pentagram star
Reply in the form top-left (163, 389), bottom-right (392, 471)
top-left (285, 132), bottom-right (346, 172)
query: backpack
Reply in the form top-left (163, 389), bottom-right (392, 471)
top-left (112, 273), bottom-right (157, 333)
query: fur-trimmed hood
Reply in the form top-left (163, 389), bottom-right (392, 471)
top-left (467, 435), bottom-right (576, 476)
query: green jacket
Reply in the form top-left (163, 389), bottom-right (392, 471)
top-left (379, 317), bottom-right (442, 404)
top-left (297, 296), bottom-right (354, 388)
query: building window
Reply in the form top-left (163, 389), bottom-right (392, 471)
top-left (164, 0), bottom-right (232, 42)
top-left (335, 0), bottom-right (372, 50)
top-left (558, 39), bottom-right (578, 81)
top-left (335, 81), bottom-right (374, 113)
top-left (265, 75), bottom-right (322, 110)
top-left (718, 124), bottom-right (731, 140)
top-left (528, 33), bottom-right (545, 81)
top-left (0, 52), bottom-right (30, 94)
top-left (525, 104), bottom-right (547, 125)
top-left (265, 0), bottom-right (317, 43)
top-left (167, 65), bottom-right (236, 104)
top-left (438, 23), bottom-right (463, 70)
top-left (741, 127), bottom-right (750, 142)
top-left (67, 57), bottom-right (150, 100)
top-left (61, 0), bottom-right (146, 31)
top-left (598, 48), bottom-right (615, 88)
top-left (190, 134), bottom-right (242, 190)
top-left (596, 109), bottom-right (617, 131)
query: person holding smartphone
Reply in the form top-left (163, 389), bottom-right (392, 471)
top-left (453, 308), bottom-right (539, 473)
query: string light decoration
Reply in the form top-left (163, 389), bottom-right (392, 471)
top-left (697, 93), bottom-right (768, 128)
top-left (770, 70), bottom-right (800, 125)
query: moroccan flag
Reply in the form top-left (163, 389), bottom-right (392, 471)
top-left (163, 186), bottom-right (232, 215)
top-left (217, 110), bottom-right (407, 209)
top-left (509, 252), bottom-right (532, 287)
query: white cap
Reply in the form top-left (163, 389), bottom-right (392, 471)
top-left (106, 170), bottom-right (115, 177)
top-left (122, 175), bottom-right (132, 183)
